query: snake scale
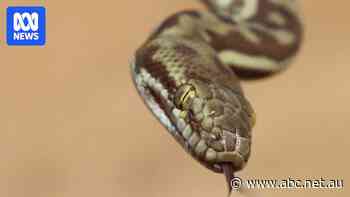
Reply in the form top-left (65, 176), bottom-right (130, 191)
top-left (131, 0), bottom-right (303, 193)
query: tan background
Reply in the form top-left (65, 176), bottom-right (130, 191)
top-left (0, 1), bottom-right (349, 197)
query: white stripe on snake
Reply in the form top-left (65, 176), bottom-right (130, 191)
top-left (130, 0), bottom-right (303, 194)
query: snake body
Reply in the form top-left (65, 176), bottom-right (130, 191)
top-left (131, 0), bottom-right (303, 192)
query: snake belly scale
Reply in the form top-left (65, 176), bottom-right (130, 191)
top-left (130, 0), bottom-right (303, 193)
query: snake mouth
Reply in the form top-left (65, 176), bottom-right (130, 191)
top-left (171, 107), bottom-right (247, 173)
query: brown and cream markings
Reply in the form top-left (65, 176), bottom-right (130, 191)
top-left (131, 0), bottom-right (303, 194)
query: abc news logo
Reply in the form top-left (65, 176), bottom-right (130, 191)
top-left (13, 12), bottom-right (40, 40)
top-left (7, 7), bottom-right (46, 46)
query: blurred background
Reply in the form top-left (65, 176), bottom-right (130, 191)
top-left (0, 0), bottom-right (349, 197)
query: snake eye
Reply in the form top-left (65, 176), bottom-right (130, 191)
top-left (174, 84), bottom-right (196, 110)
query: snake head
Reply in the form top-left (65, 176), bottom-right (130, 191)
top-left (173, 79), bottom-right (255, 173)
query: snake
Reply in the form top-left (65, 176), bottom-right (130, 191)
top-left (130, 0), bottom-right (303, 194)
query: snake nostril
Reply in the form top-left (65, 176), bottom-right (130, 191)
top-left (203, 99), bottom-right (225, 117)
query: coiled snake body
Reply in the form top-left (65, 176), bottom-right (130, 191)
top-left (131, 0), bottom-right (303, 193)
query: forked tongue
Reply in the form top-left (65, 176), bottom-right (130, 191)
top-left (222, 130), bottom-right (236, 196)
top-left (222, 162), bottom-right (235, 196)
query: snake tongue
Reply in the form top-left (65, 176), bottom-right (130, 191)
top-left (222, 163), bottom-right (234, 196)
top-left (222, 130), bottom-right (236, 195)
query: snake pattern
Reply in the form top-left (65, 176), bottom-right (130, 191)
top-left (131, 0), bottom-right (303, 193)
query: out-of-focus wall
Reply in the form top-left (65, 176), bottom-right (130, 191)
top-left (0, 1), bottom-right (348, 197)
